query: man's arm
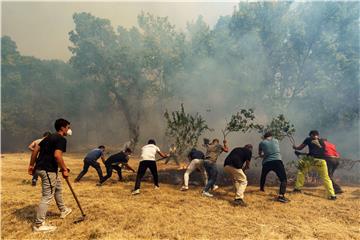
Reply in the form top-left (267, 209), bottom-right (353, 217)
top-left (54, 150), bottom-right (69, 178)
top-left (157, 151), bottom-right (168, 158)
top-left (123, 163), bottom-right (136, 173)
top-left (101, 155), bottom-right (106, 164)
top-left (28, 141), bottom-right (36, 151)
top-left (258, 144), bottom-right (264, 157)
top-left (28, 144), bottom-right (40, 175)
top-left (243, 160), bottom-right (250, 171)
top-left (243, 151), bottom-right (252, 170)
top-left (222, 140), bottom-right (229, 153)
top-left (293, 143), bottom-right (306, 150)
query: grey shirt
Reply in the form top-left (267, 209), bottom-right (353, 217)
top-left (259, 138), bottom-right (282, 165)
top-left (205, 143), bottom-right (223, 163)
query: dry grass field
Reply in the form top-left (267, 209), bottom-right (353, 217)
top-left (1, 153), bottom-right (360, 240)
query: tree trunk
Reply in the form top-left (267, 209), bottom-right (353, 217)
top-left (113, 91), bottom-right (141, 151)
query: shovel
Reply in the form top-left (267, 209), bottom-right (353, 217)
top-left (65, 177), bottom-right (86, 223)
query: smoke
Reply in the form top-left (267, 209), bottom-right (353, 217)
top-left (2, 2), bottom-right (359, 183)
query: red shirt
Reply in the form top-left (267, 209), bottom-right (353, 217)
top-left (323, 140), bottom-right (340, 158)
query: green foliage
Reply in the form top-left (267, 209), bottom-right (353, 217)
top-left (2, 2), bottom-right (358, 153)
top-left (222, 108), bottom-right (262, 139)
top-left (164, 104), bottom-right (212, 156)
top-left (68, 12), bottom-right (187, 144)
top-left (257, 114), bottom-right (296, 143)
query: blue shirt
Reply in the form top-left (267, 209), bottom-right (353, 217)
top-left (259, 138), bottom-right (282, 165)
top-left (85, 148), bottom-right (103, 161)
top-left (188, 149), bottom-right (205, 160)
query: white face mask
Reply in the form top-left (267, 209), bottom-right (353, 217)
top-left (67, 129), bottom-right (72, 136)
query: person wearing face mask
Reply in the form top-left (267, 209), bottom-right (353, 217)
top-left (75, 145), bottom-right (106, 182)
top-left (292, 130), bottom-right (336, 200)
top-left (28, 118), bottom-right (73, 232)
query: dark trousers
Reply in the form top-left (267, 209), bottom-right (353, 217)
top-left (134, 160), bottom-right (159, 190)
top-left (325, 157), bottom-right (342, 193)
top-left (75, 158), bottom-right (103, 182)
top-left (100, 164), bottom-right (123, 183)
top-left (203, 160), bottom-right (218, 192)
top-left (260, 160), bottom-right (287, 195)
top-left (165, 154), bottom-right (180, 165)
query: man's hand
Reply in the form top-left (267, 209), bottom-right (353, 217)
top-left (28, 165), bottom-right (34, 175)
top-left (292, 145), bottom-right (297, 150)
top-left (243, 161), bottom-right (250, 171)
top-left (61, 168), bottom-right (69, 179)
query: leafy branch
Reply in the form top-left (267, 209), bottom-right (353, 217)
top-left (256, 114), bottom-right (296, 144)
top-left (164, 104), bottom-right (212, 156)
top-left (221, 108), bottom-right (262, 140)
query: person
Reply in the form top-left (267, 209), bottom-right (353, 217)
top-left (98, 148), bottom-right (136, 185)
top-left (258, 132), bottom-right (289, 203)
top-left (28, 118), bottom-right (72, 232)
top-left (202, 138), bottom-right (228, 197)
top-left (292, 130), bottom-right (336, 200)
top-left (75, 146), bottom-right (106, 182)
top-left (28, 131), bottom-right (51, 186)
top-left (223, 144), bottom-right (253, 206)
top-left (164, 144), bottom-right (180, 167)
top-left (180, 148), bottom-right (208, 191)
top-left (132, 139), bottom-right (168, 195)
top-left (323, 139), bottom-right (343, 194)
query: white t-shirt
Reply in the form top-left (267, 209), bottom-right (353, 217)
top-left (140, 144), bottom-right (161, 161)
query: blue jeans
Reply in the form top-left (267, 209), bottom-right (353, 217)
top-left (203, 160), bottom-right (218, 192)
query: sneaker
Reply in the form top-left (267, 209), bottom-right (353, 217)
top-left (329, 195), bottom-right (337, 200)
top-left (277, 196), bottom-right (289, 203)
top-left (60, 208), bottom-right (72, 219)
top-left (96, 182), bottom-right (103, 186)
top-left (154, 186), bottom-right (160, 190)
top-left (132, 189), bottom-right (140, 195)
top-left (32, 222), bottom-right (57, 232)
top-left (293, 189), bottom-right (302, 193)
top-left (335, 190), bottom-right (344, 195)
top-left (31, 180), bottom-right (37, 186)
top-left (212, 185), bottom-right (219, 191)
top-left (202, 191), bottom-right (213, 197)
top-left (180, 186), bottom-right (189, 191)
top-left (234, 198), bottom-right (247, 206)
top-left (260, 188), bottom-right (265, 192)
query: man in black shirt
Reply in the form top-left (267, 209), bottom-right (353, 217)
top-left (98, 148), bottom-right (135, 185)
top-left (28, 118), bottom-right (73, 232)
top-left (223, 144), bottom-right (253, 206)
top-left (292, 130), bottom-right (336, 200)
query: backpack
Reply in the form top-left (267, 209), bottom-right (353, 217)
top-left (323, 140), bottom-right (340, 158)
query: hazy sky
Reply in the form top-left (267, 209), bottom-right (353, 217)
top-left (2, 1), bottom-right (237, 61)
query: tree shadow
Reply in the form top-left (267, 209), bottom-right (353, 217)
top-left (13, 204), bottom-right (59, 223)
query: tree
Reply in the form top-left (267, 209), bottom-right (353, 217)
top-left (164, 104), bottom-right (212, 156)
top-left (69, 12), bottom-right (187, 146)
